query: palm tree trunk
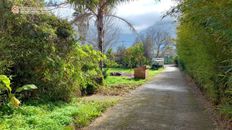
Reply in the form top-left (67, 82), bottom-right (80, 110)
top-left (97, 9), bottom-right (104, 70)
top-left (156, 45), bottom-right (161, 58)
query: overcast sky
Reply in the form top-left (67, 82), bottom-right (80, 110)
top-left (48, 0), bottom-right (177, 46)
top-left (115, 0), bottom-right (176, 33)
top-left (114, 0), bottom-right (177, 46)
top-left (49, 0), bottom-right (176, 31)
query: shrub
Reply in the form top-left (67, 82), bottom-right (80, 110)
top-left (0, 1), bottom-right (104, 101)
top-left (0, 75), bottom-right (37, 110)
top-left (122, 43), bottom-right (147, 68)
top-left (67, 45), bottom-right (105, 96)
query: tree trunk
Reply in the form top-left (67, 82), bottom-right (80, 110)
top-left (97, 9), bottom-right (104, 70)
top-left (156, 45), bottom-right (161, 58)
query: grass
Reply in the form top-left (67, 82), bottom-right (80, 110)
top-left (107, 68), bottom-right (134, 74)
top-left (99, 68), bottom-right (164, 95)
top-left (0, 67), bottom-right (164, 130)
top-left (0, 98), bottom-right (118, 130)
top-left (105, 76), bottom-right (144, 86)
top-left (219, 105), bottom-right (232, 118)
top-left (105, 68), bottom-right (164, 86)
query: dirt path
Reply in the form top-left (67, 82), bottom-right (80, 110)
top-left (83, 66), bottom-right (216, 130)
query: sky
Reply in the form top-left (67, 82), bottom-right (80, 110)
top-left (113, 0), bottom-right (177, 46)
top-left (115, 0), bottom-right (176, 33)
top-left (47, 0), bottom-right (177, 47)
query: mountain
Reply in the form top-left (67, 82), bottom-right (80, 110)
top-left (117, 18), bottom-right (177, 49)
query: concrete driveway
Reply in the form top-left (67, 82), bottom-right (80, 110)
top-left (84, 66), bottom-right (216, 130)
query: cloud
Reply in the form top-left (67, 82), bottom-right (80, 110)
top-left (123, 12), bottom-right (161, 32)
top-left (49, 0), bottom-right (176, 33)
top-left (116, 0), bottom-right (175, 16)
top-left (48, 0), bottom-right (177, 47)
top-left (115, 0), bottom-right (176, 33)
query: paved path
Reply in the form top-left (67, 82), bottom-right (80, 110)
top-left (85, 66), bottom-right (216, 130)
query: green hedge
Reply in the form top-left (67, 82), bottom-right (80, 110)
top-left (177, 0), bottom-right (232, 106)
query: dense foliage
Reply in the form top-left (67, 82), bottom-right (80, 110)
top-left (0, 1), bottom-right (104, 102)
top-left (67, 0), bottom-right (135, 70)
top-left (0, 75), bottom-right (37, 108)
top-left (115, 43), bottom-right (147, 68)
top-left (0, 99), bottom-right (117, 130)
top-left (0, 0), bottom-right (165, 129)
top-left (177, 0), bottom-right (232, 112)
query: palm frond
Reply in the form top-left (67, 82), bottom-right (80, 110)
top-left (105, 14), bottom-right (140, 40)
top-left (71, 13), bottom-right (93, 24)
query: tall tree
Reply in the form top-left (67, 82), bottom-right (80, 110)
top-left (141, 28), bottom-right (173, 58)
top-left (68, 0), bottom-right (136, 69)
top-left (86, 16), bottom-right (121, 53)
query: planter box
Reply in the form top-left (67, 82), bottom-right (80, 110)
top-left (134, 66), bottom-right (147, 79)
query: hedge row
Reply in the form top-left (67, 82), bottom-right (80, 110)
top-left (177, 0), bottom-right (232, 106)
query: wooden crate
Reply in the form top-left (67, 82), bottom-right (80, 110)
top-left (134, 66), bottom-right (147, 79)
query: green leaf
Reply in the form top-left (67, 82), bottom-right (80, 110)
top-left (9, 94), bottom-right (20, 108)
top-left (16, 84), bottom-right (37, 93)
top-left (0, 75), bottom-right (11, 92)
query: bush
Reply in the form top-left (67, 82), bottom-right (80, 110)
top-left (151, 64), bottom-right (163, 70)
top-left (0, 1), bottom-right (104, 101)
top-left (68, 45), bottom-right (104, 96)
top-left (122, 43), bottom-right (147, 68)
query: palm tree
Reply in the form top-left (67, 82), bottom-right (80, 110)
top-left (68, 0), bottom-right (136, 69)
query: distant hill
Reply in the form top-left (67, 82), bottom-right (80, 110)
top-left (116, 18), bottom-right (177, 49)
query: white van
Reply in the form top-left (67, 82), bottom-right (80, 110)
top-left (153, 58), bottom-right (165, 67)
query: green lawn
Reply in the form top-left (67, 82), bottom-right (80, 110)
top-left (98, 68), bottom-right (164, 96)
top-left (107, 68), bottom-right (134, 74)
top-left (105, 68), bottom-right (164, 86)
top-left (0, 98), bottom-right (118, 130)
